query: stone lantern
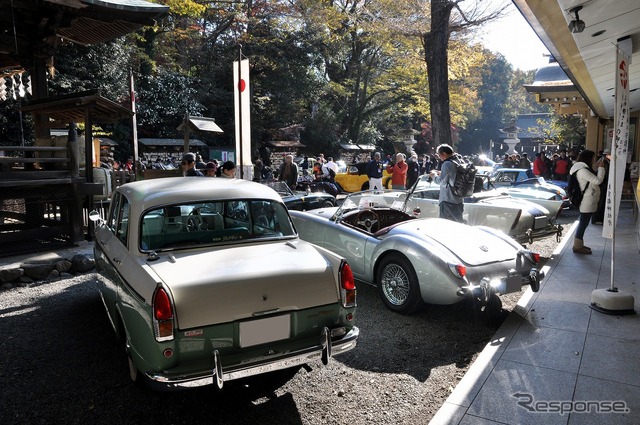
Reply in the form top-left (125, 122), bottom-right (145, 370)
top-left (499, 123), bottom-right (521, 154)
top-left (399, 127), bottom-right (418, 155)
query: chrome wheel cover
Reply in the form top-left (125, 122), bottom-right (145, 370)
top-left (380, 264), bottom-right (410, 306)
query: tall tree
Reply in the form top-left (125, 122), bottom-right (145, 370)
top-left (458, 51), bottom-right (512, 155)
top-left (295, 0), bottom-right (425, 151)
top-left (420, 0), bottom-right (507, 149)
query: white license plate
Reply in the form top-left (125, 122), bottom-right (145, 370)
top-left (533, 216), bottom-right (548, 230)
top-left (239, 314), bottom-right (291, 348)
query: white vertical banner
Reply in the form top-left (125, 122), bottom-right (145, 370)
top-left (602, 38), bottom-right (632, 239)
top-left (233, 58), bottom-right (253, 180)
top-left (130, 70), bottom-right (139, 176)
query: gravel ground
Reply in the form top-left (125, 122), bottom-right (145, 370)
top-left (0, 209), bottom-right (578, 425)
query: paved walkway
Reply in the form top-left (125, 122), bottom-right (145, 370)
top-left (430, 200), bottom-right (640, 425)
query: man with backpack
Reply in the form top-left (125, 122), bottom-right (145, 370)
top-left (430, 144), bottom-right (464, 223)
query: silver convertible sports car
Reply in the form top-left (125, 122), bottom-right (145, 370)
top-left (90, 177), bottom-right (358, 389)
top-left (290, 191), bottom-right (544, 315)
top-left (406, 175), bottom-right (563, 244)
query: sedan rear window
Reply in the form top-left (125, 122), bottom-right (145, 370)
top-left (140, 199), bottom-right (295, 251)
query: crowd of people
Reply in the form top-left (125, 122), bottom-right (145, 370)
top-left (499, 150), bottom-right (573, 181)
top-left (101, 145), bottom-right (622, 257)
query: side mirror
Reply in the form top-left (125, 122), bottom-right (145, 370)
top-left (89, 210), bottom-right (103, 224)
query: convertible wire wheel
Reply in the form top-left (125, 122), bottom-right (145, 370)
top-left (380, 264), bottom-right (411, 306)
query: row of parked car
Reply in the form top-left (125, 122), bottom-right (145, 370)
top-left (89, 161), bottom-right (566, 391)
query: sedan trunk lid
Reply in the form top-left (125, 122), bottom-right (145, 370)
top-left (147, 240), bottom-right (339, 329)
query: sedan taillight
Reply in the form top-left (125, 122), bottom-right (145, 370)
top-left (153, 286), bottom-right (174, 342)
top-left (339, 261), bottom-right (356, 308)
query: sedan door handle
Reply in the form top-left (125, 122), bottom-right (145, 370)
top-left (113, 258), bottom-right (121, 265)
top-left (99, 240), bottom-right (107, 246)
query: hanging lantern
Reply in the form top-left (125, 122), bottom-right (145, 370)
top-left (16, 73), bottom-right (25, 98)
top-left (24, 73), bottom-right (32, 95)
top-left (0, 78), bottom-right (6, 101)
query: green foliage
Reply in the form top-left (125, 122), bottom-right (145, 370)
top-left (136, 69), bottom-right (205, 137)
top-left (49, 41), bottom-right (131, 101)
top-left (457, 51), bottom-right (511, 155)
top-left (1, 0), bottom-right (547, 163)
top-left (542, 114), bottom-right (586, 149)
top-left (0, 98), bottom-right (34, 146)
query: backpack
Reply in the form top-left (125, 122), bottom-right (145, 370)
top-left (447, 157), bottom-right (477, 197)
top-left (567, 171), bottom-right (589, 208)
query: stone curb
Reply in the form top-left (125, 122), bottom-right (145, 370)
top-left (0, 253), bottom-right (95, 290)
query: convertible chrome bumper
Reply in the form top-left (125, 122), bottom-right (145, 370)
top-left (456, 268), bottom-right (545, 298)
top-left (522, 223), bottom-right (563, 245)
top-left (147, 326), bottom-right (359, 389)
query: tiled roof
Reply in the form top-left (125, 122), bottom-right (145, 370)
top-left (139, 138), bottom-right (208, 147)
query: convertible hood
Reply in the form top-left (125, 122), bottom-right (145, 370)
top-left (146, 240), bottom-right (340, 329)
top-left (394, 219), bottom-right (517, 266)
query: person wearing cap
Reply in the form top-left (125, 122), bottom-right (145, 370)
top-left (204, 161), bottom-right (217, 177)
top-left (366, 152), bottom-right (384, 190)
top-left (181, 153), bottom-right (204, 177)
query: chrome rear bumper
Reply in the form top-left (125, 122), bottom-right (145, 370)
top-left (147, 326), bottom-right (359, 389)
top-left (456, 268), bottom-right (545, 298)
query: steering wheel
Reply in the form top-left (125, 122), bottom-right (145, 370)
top-left (356, 209), bottom-right (380, 233)
top-left (186, 207), bottom-right (210, 231)
top-left (255, 214), bottom-right (270, 228)
top-left (230, 208), bottom-right (247, 220)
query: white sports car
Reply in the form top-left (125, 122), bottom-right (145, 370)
top-left (290, 190), bottom-right (543, 315)
top-left (406, 175), bottom-right (563, 244)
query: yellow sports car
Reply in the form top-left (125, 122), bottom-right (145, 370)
top-left (335, 162), bottom-right (393, 192)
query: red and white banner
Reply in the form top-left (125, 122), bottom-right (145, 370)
top-left (602, 37), bottom-right (632, 239)
top-left (233, 59), bottom-right (252, 179)
top-left (130, 69), bottom-right (139, 176)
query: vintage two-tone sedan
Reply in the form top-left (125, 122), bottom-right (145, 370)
top-left (90, 177), bottom-right (358, 390)
top-left (290, 190), bottom-right (544, 315)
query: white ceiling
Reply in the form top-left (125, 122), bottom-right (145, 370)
top-left (514, 0), bottom-right (640, 119)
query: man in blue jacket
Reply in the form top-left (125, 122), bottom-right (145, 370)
top-left (366, 152), bottom-right (384, 190)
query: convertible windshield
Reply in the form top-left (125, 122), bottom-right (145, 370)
top-left (140, 199), bottom-right (295, 251)
top-left (336, 190), bottom-right (408, 218)
top-left (260, 180), bottom-right (293, 197)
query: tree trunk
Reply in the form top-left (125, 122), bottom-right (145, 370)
top-left (424, 0), bottom-right (454, 149)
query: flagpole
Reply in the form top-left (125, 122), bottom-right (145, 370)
top-left (590, 37), bottom-right (635, 315)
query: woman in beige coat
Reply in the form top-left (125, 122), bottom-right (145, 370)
top-left (568, 150), bottom-right (606, 254)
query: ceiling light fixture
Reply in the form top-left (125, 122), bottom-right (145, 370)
top-left (568, 6), bottom-right (585, 33)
